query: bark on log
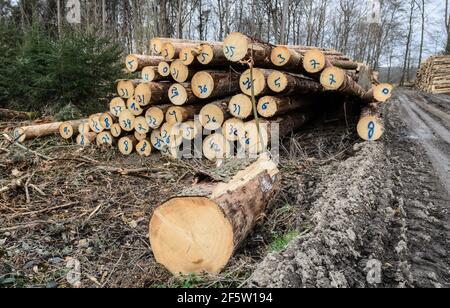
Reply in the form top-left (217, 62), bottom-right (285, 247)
top-left (149, 153), bottom-right (280, 275)
top-left (257, 96), bottom-right (313, 118)
top-left (14, 119), bottom-right (86, 142)
top-left (150, 38), bottom-right (203, 55)
top-left (320, 67), bottom-right (366, 98)
top-left (267, 71), bottom-right (323, 95)
top-left (0, 109), bottom-right (36, 121)
top-left (223, 32), bottom-right (275, 65)
top-left (191, 70), bottom-right (241, 99)
top-left (134, 82), bottom-right (172, 106)
top-left (125, 54), bottom-right (163, 73)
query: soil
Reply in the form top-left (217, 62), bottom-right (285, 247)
top-left (0, 88), bottom-right (449, 288)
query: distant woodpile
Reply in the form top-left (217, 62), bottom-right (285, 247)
top-left (416, 56), bottom-right (450, 94)
top-left (14, 33), bottom-right (394, 162)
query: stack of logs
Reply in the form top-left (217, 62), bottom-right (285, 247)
top-left (14, 32), bottom-right (393, 161)
top-left (416, 55), bottom-right (450, 94)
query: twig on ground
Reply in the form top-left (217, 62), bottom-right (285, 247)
top-left (2, 133), bottom-right (53, 160)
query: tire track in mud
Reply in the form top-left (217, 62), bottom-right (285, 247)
top-left (387, 89), bottom-right (450, 288)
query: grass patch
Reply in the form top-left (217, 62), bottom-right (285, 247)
top-left (268, 230), bottom-right (299, 252)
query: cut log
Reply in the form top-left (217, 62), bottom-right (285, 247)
top-left (150, 129), bottom-right (167, 151)
top-left (168, 83), bottom-right (197, 106)
top-left (149, 153), bottom-right (280, 275)
top-left (0, 109), bottom-right (36, 121)
top-left (199, 99), bottom-right (231, 131)
top-left (202, 133), bottom-right (232, 161)
top-left (145, 105), bottom-right (171, 129)
top-left (303, 49), bottom-right (328, 74)
top-left (59, 120), bottom-right (86, 140)
top-left (162, 41), bottom-right (204, 61)
top-left (134, 131), bottom-right (147, 142)
top-left (134, 82), bottom-right (172, 106)
top-left (223, 118), bottom-right (245, 142)
top-left (136, 139), bottom-right (152, 157)
top-left (117, 79), bottom-right (141, 99)
top-left (228, 94), bottom-right (253, 120)
top-left (125, 54), bottom-right (163, 73)
top-left (362, 83), bottom-right (394, 103)
top-left (109, 97), bottom-right (126, 118)
top-left (14, 119), bottom-right (88, 142)
top-left (100, 112), bottom-right (114, 130)
top-left (179, 46), bottom-right (202, 66)
top-left (160, 122), bottom-right (183, 148)
top-left (223, 32), bottom-right (274, 65)
top-left (241, 113), bottom-right (309, 154)
top-left (166, 105), bottom-right (203, 124)
top-left (158, 61), bottom-right (172, 77)
top-left (191, 70), bottom-right (240, 99)
top-left (357, 107), bottom-right (384, 141)
top-left (118, 135), bottom-right (137, 156)
top-left (170, 60), bottom-right (199, 83)
top-left (239, 68), bottom-right (272, 97)
top-left (134, 116), bottom-right (150, 134)
top-left (270, 46), bottom-right (303, 71)
top-left (257, 96), bottom-right (313, 118)
top-left (96, 131), bottom-right (114, 146)
top-left (197, 42), bottom-right (228, 65)
top-left (89, 115), bottom-right (105, 134)
top-left (267, 71), bottom-right (323, 95)
top-left (76, 132), bottom-right (96, 146)
top-left (142, 66), bottom-right (166, 82)
top-left (110, 123), bottom-right (122, 138)
top-left (126, 97), bottom-right (144, 116)
top-left (180, 120), bottom-right (202, 141)
top-left (320, 67), bottom-right (366, 98)
top-left (77, 122), bottom-right (90, 135)
top-left (118, 109), bottom-right (136, 132)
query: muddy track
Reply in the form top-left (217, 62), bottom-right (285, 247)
top-left (249, 88), bottom-right (450, 288)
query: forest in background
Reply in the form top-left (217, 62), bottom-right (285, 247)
top-left (0, 0), bottom-right (449, 114)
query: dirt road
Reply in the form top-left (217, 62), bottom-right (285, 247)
top-left (250, 88), bottom-right (450, 288)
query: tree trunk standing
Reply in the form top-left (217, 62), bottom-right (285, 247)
top-left (198, 0), bottom-right (203, 40)
top-left (224, 0), bottom-right (230, 37)
top-left (102, 0), bottom-right (106, 36)
top-left (280, 0), bottom-right (289, 44)
top-left (418, 0), bottom-right (425, 66)
top-left (446, 0), bottom-right (450, 54)
top-left (400, 0), bottom-right (415, 86)
top-left (177, 0), bottom-right (183, 39)
top-left (57, 0), bottom-right (62, 39)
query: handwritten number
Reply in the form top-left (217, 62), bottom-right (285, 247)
top-left (368, 121), bottom-right (375, 140)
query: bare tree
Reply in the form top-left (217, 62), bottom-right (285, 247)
top-left (400, 0), bottom-right (415, 86)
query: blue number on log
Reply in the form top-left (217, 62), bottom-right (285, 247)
top-left (368, 121), bottom-right (375, 140)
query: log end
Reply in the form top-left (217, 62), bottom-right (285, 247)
top-left (89, 115), bottom-right (105, 134)
top-left (96, 131), bottom-right (113, 146)
top-left (118, 109), bottom-right (136, 132)
top-left (125, 54), bottom-right (140, 73)
top-left (267, 71), bottom-right (288, 93)
top-left (223, 118), bottom-right (245, 142)
top-left (136, 140), bottom-right (152, 157)
top-left (118, 136), bottom-right (136, 155)
top-left (197, 44), bottom-right (214, 65)
top-left (134, 84), bottom-right (152, 107)
top-left (240, 121), bottom-right (269, 155)
top-left (223, 32), bottom-right (248, 62)
top-left (76, 133), bottom-right (96, 147)
top-left (320, 67), bottom-right (345, 90)
top-left (257, 96), bottom-right (278, 118)
top-left (240, 68), bottom-right (266, 96)
top-left (150, 38), bottom-right (164, 55)
top-left (135, 116), bottom-right (150, 134)
top-left (146, 107), bottom-right (165, 129)
top-left (59, 122), bottom-right (75, 140)
top-left (373, 83), bottom-right (394, 103)
top-left (170, 60), bottom-right (190, 83)
top-left (142, 66), bottom-right (157, 82)
top-left (158, 62), bottom-right (171, 77)
top-left (100, 113), bottom-right (114, 130)
top-left (203, 133), bottom-right (232, 161)
top-left (200, 104), bottom-right (225, 131)
top-left (228, 94), bottom-right (253, 119)
top-left (150, 129), bottom-right (167, 151)
top-left (191, 71), bottom-right (215, 99)
top-left (110, 123), bottom-right (122, 138)
top-left (181, 120), bottom-right (201, 141)
top-left (149, 196), bottom-right (234, 275)
top-left (162, 42), bottom-right (176, 61)
top-left (180, 47), bottom-right (199, 66)
top-left (117, 80), bottom-right (135, 99)
top-left (303, 49), bottom-right (326, 73)
top-left (270, 46), bottom-right (291, 67)
top-left (169, 83), bottom-right (189, 106)
top-left (357, 115), bottom-right (384, 141)
top-left (110, 97), bottom-right (126, 118)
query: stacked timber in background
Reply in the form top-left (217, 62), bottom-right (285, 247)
top-left (13, 32), bottom-right (393, 160)
top-left (416, 56), bottom-right (450, 94)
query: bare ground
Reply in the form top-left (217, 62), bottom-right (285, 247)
top-left (0, 88), bottom-right (449, 288)
top-left (249, 88), bottom-right (450, 288)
